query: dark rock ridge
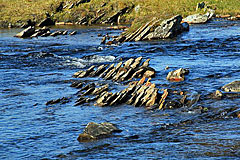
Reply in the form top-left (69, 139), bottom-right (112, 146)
top-left (103, 7), bottom-right (129, 24)
top-left (54, 1), bottom-right (131, 26)
top-left (77, 122), bottom-right (121, 142)
top-left (46, 97), bottom-right (70, 105)
top-left (38, 17), bottom-right (55, 27)
top-left (14, 27), bottom-right (77, 38)
top-left (114, 15), bottom-right (189, 43)
top-left (14, 26), bottom-right (35, 38)
top-left (21, 19), bottom-right (35, 28)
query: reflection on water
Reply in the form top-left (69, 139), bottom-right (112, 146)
top-left (0, 19), bottom-right (239, 159)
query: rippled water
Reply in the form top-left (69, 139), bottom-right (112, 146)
top-left (0, 19), bottom-right (239, 159)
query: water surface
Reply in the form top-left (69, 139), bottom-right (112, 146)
top-left (0, 19), bottom-right (239, 159)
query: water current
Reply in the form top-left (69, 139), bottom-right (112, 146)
top-left (0, 19), bottom-right (239, 159)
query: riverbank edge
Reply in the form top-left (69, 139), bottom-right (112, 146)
top-left (0, 0), bottom-right (239, 31)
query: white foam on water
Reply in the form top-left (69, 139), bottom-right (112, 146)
top-left (87, 55), bottom-right (116, 63)
top-left (58, 55), bottom-right (115, 68)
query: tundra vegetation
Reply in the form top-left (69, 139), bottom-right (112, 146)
top-left (0, 0), bottom-right (239, 28)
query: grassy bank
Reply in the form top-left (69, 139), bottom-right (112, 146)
top-left (0, 0), bottom-right (239, 28)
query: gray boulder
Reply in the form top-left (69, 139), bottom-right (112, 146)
top-left (77, 122), bottom-right (121, 142)
top-left (146, 15), bottom-right (184, 39)
top-left (183, 10), bottom-right (215, 24)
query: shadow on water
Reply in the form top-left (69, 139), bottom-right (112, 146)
top-left (0, 19), bottom-right (239, 159)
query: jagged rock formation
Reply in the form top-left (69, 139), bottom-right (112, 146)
top-left (114, 15), bottom-right (189, 43)
top-left (71, 57), bottom-right (190, 109)
top-left (14, 27), bottom-right (77, 38)
top-left (73, 57), bottom-right (156, 82)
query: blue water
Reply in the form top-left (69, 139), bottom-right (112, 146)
top-left (0, 19), bottom-right (240, 159)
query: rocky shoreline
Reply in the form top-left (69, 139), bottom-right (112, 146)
top-left (3, 0), bottom-right (240, 32)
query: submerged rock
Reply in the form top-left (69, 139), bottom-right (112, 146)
top-left (77, 122), bottom-right (121, 142)
top-left (46, 97), bottom-right (70, 105)
top-left (209, 90), bottom-right (223, 99)
top-left (221, 81), bottom-right (240, 92)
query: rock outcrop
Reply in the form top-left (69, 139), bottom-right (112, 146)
top-left (146, 15), bottom-right (184, 40)
top-left (38, 17), bottom-right (55, 27)
top-left (103, 7), bottom-right (129, 24)
top-left (116, 15), bottom-right (189, 43)
top-left (77, 122), bottom-right (121, 142)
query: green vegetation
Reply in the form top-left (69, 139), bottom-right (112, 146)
top-left (0, 0), bottom-right (239, 28)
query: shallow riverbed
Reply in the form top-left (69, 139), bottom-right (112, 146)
top-left (0, 19), bottom-right (239, 159)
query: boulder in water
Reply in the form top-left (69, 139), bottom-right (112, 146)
top-left (221, 81), bottom-right (240, 92)
top-left (77, 122), bottom-right (121, 142)
top-left (166, 68), bottom-right (189, 82)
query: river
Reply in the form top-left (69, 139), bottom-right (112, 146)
top-left (0, 19), bottom-right (239, 159)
